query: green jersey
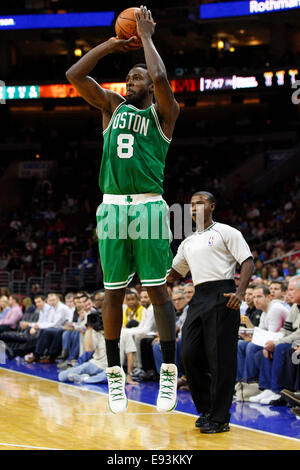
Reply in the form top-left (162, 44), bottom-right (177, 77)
top-left (99, 102), bottom-right (171, 195)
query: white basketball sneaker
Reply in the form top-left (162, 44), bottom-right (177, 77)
top-left (106, 366), bottom-right (128, 414)
top-left (156, 363), bottom-right (178, 412)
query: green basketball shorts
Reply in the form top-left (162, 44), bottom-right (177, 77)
top-left (96, 194), bottom-right (173, 290)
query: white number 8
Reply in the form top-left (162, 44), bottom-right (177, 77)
top-left (117, 134), bottom-right (134, 159)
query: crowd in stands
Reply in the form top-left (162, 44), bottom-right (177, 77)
top-left (1, 128), bottom-right (299, 284)
top-left (1, 273), bottom-right (300, 414)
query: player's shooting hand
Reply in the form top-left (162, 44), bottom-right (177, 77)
top-left (109, 36), bottom-right (141, 52)
top-left (135, 5), bottom-right (156, 38)
top-left (224, 292), bottom-right (243, 310)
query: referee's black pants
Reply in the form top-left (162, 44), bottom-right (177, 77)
top-left (181, 280), bottom-right (240, 424)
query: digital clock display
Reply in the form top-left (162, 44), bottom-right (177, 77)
top-left (200, 75), bottom-right (259, 91)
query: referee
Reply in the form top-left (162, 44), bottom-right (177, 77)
top-left (167, 191), bottom-right (254, 433)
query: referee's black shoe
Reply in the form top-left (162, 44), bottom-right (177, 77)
top-left (200, 420), bottom-right (230, 434)
top-left (195, 412), bottom-right (211, 428)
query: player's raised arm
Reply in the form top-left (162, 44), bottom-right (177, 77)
top-left (65, 37), bottom-right (137, 117)
top-left (135, 5), bottom-right (180, 139)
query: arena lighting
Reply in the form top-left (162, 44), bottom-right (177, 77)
top-left (1, 69), bottom-right (298, 100)
top-left (200, 0), bottom-right (300, 19)
top-left (74, 49), bottom-right (83, 57)
top-left (0, 12), bottom-right (115, 30)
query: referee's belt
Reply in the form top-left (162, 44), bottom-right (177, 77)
top-left (102, 193), bottom-right (163, 205)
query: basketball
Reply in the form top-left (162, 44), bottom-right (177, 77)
top-left (115, 7), bottom-right (142, 49)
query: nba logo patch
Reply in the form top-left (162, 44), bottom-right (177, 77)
top-left (208, 235), bottom-right (214, 247)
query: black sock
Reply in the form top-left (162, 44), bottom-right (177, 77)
top-left (105, 339), bottom-right (121, 367)
top-left (160, 340), bottom-right (176, 364)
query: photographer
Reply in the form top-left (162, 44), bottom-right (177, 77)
top-left (58, 310), bottom-right (107, 384)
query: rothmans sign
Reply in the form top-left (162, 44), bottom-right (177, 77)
top-left (200, 0), bottom-right (300, 19)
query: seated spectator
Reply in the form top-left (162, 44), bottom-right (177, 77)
top-left (0, 300), bottom-right (40, 360)
top-left (93, 290), bottom-right (105, 312)
top-left (58, 311), bottom-right (107, 384)
top-left (236, 285), bottom-right (289, 382)
top-left (64, 292), bottom-right (75, 321)
top-left (255, 260), bottom-right (267, 280)
top-left (78, 293), bottom-right (95, 358)
top-left (25, 292), bottom-right (70, 363)
top-left (57, 292), bottom-right (88, 368)
top-left (127, 288), bottom-right (156, 376)
top-left (0, 287), bottom-right (11, 298)
top-left (268, 266), bottom-right (284, 282)
top-left (120, 327), bottom-right (139, 384)
top-left (78, 250), bottom-right (96, 270)
top-left (0, 296), bottom-right (10, 320)
top-left (152, 287), bottom-right (190, 381)
top-left (29, 283), bottom-right (43, 303)
top-left (240, 284), bottom-right (262, 329)
top-left (176, 283), bottom-right (195, 391)
top-left (22, 297), bottom-right (36, 314)
top-left (0, 295), bottom-right (51, 359)
top-left (0, 295), bottom-right (23, 333)
top-left (249, 275), bottom-right (300, 404)
top-left (59, 307), bottom-right (137, 385)
top-left (269, 281), bottom-right (290, 310)
top-left (25, 238), bottom-right (37, 253)
top-left (123, 290), bottom-right (145, 328)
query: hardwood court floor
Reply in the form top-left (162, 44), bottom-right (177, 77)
top-left (0, 368), bottom-right (299, 450)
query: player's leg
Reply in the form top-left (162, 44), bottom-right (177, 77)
top-left (97, 202), bottom-right (133, 413)
top-left (102, 287), bottom-right (126, 364)
top-left (147, 283), bottom-right (177, 412)
top-left (133, 200), bottom-right (177, 411)
top-left (103, 287), bottom-right (129, 414)
top-left (147, 284), bottom-right (176, 365)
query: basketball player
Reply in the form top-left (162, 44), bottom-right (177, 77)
top-left (66, 5), bottom-right (180, 413)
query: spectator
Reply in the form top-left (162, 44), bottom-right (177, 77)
top-left (0, 296), bottom-right (9, 320)
top-left (64, 292), bottom-right (75, 320)
top-left (0, 298), bottom-right (40, 360)
top-left (78, 250), bottom-right (96, 270)
top-left (22, 297), bottom-right (36, 314)
top-left (58, 311), bottom-right (107, 384)
top-left (25, 238), bottom-right (37, 253)
top-left (236, 285), bottom-right (289, 382)
top-left (268, 266), bottom-right (284, 282)
top-left (176, 283), bottom-right (195, 391)
top-left (45, 239), bottom-right (55, 258)
top-left (93, 290), bottom-right (105, 312)
top-left (25, 293), bottom-right (70, 363)
top-left (123, 290), bottom-right (145, 328)
top-left (57, 292), bottom-right (88, 368)
top-left (152, 287), bottom-right (189, 380)
top-left (119, 327), bottom-right (139, 385)
top-left (29, 283), bottom-right (43, 303)
top-left (6, 251), bottom-right (23, 271)
top-left (249, 275), bottom-right (300, 404)
top-left (128, 288), bottom-right (156, 378)
top-left (255, 260), bottom-right (267, 279)
top-left (270, 281), bottom-right (290, 310)
top-left (0, 294), bottom-right (23, 333)
top-left (240, 284), bottom-right (262, 328)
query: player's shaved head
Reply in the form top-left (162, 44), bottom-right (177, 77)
top-left (130, 63), bottom-right (153, 83)
top-left (192, 191), bottom-right (216, 204)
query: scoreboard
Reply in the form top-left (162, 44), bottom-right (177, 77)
top-left (0, 69), bottom-right (298, 101)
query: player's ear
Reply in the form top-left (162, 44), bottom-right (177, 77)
top-left (149, 82), bottom-right (154, 94)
